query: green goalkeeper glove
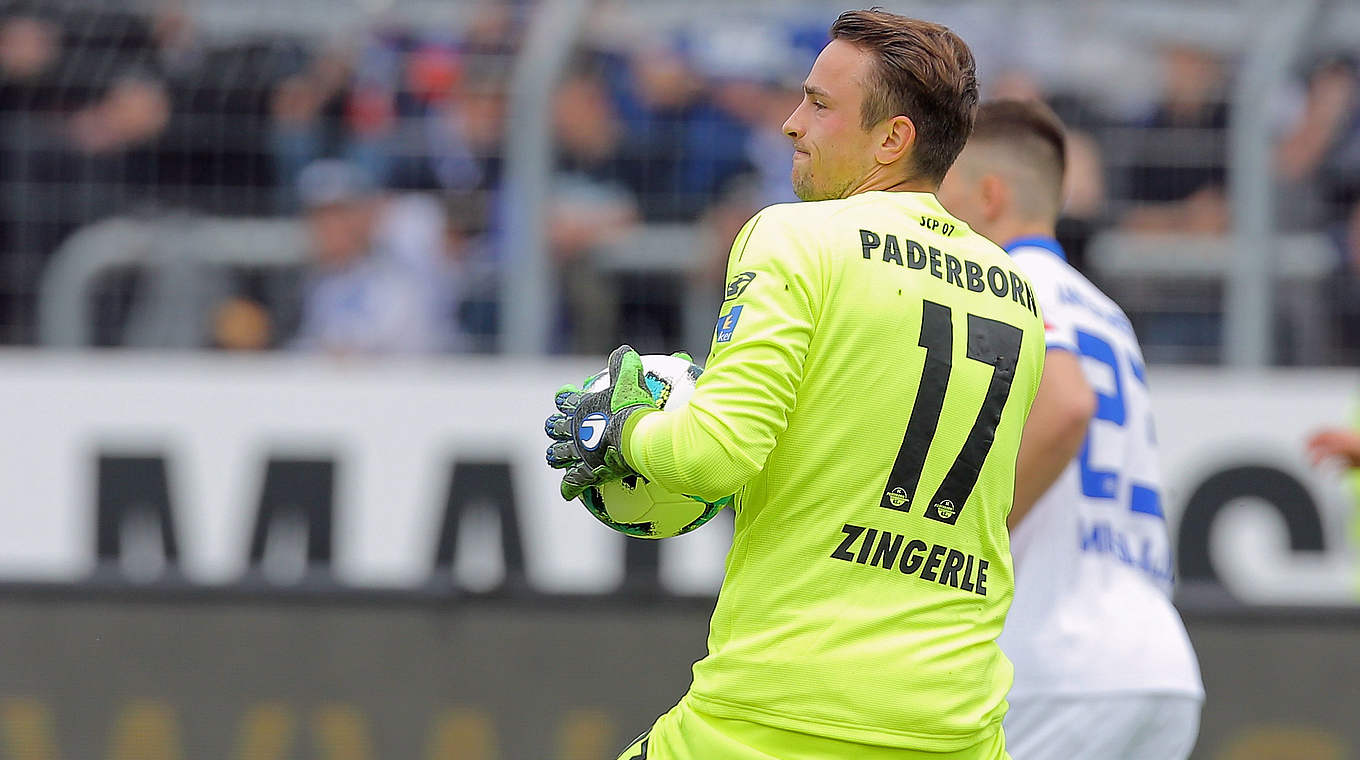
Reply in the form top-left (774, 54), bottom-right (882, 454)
top-left (544, 344), bottom-right (661, 501)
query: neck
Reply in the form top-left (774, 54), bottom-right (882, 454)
top-left (988, 219), bottom-right (1056, 249)
top-left (844, 163), bottom-right (936, 197)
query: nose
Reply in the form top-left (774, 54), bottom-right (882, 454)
top-left (783, 106), bottom-right (803, 143)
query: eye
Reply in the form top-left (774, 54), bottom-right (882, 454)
top-left (812, 100), bottom-right (827, 111)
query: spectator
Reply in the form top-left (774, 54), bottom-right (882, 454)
top-left (269, 44), bottom-right (358, 210)
top-left (148, 0), bottom-right (203, 77)
top-left (150, 0), bottom-right (300, 216)
top-left (1274, 57), bottom-right (1360, 357)
top-left (389, 49), bottom-right (509, 196)
top-left (702, 24), bottom-right (804, 210)
top-left (698, 27), bottom-right (805, 311)
top-left (0, 4), bottom-right (172, 343)
top-left (49, 7), bottom-right (170, 156)
top-left (0, 7), bottom-right (63, 339)
top-left (610, 37), bottom-right (752, 222)
top-left (1276, 57), bottom-right (1360, 218)
top-left (414, 1), bottom-right (519, 194)
top-left (547, 61), bottom-right (639, 353)
top-left (444, 190), bottom-right (498, 353)
top-left (443, 60), bottom-right (508, 192)
top-left (459, 1), bottom-right (521, 62)
top-left (0, 8), bottom-right (60, 108)
top-left (1119, 44), bottom-right (1230, 234)
top-left (288, 160), bottom-right (463, 355)
top-left (269, 12), bottom-right (516, 207)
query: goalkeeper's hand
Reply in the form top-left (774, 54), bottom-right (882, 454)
top-left (544, 344), bottom-right (672, 501)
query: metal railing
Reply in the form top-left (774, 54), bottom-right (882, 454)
top-left (1088, 231), bottom-right (1337, 364)
top-left (501, 0), bottom-right (593, 355)
top-left (1224, 0), bottom-right (1325, 367)
top-left (39, 217), bottom-right (305, 348)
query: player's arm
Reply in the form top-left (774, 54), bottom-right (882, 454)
top-left (624, 210), bottom-right (820, 501)
top-left (1306, 428), bottom-right (1360, 469)
top-left (1007, 251), bottom-right (1095, 529)
top-left (1011, 349), bottom-right (1095, 529)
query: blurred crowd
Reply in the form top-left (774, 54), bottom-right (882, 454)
top-left (0, 0), bottom-right (1357, 360)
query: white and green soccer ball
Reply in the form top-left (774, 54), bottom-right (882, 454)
top-left (578, 354), bottom-right (731, 539)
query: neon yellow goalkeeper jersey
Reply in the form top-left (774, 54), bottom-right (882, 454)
top-left (625, 191), bottom-right (1046, 751)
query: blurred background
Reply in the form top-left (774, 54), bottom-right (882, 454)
top-left (0, 0), bottom-right (1357, 757)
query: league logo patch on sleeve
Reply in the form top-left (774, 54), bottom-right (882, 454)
top-left (715, 305), bottom-right (743, 343)
top-left (724, 271), bottom-right (757, 301)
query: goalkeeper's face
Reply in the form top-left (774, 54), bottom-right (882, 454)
top-left (783, 40), bottom-right (882, 202)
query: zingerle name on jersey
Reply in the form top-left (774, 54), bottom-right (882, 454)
top-left (830, 522), bottom-right (991, 596)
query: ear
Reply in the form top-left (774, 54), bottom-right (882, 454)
top-left (979, 173), bottom-right (1010, 223)
top-left (875, 115), bottom-right (917, 167)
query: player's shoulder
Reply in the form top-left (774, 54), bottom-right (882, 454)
top-left (730, 203), bottom-right (816, 254)
top-left (749, 199), bottom-right (840, 231)
top-left (741, 199), bottom-right (875, 263)
top-left (1009, 244), bottom-right (1092, 293)
top-left (1009, 243), bottom-right (1138, 331)
top-left (1010, 250), bottom-right (1074, 292)
top-left (754, 192), bottom-right (921, 227)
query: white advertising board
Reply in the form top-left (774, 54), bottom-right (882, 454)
top-left (0, 352), bottom-right (1351, 603)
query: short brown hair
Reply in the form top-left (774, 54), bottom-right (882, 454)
top-left (971, 99), bottom-right (1068, 211)
top-left (829, 9), bottom-right (979, 184)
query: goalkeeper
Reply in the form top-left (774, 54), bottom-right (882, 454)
top-left (546, 10), bottom-right (1045, 759)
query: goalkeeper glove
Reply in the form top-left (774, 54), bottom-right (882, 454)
top-left (544, 344), bottom-right (661, 501)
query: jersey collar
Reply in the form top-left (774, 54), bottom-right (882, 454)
top-left (1003, 235), bottom-right (1067, 262)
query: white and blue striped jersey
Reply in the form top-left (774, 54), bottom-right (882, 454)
top-left (1000, 237), bottom-right (1203, 700)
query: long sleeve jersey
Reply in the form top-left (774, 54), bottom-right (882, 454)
top-left (624, 191), bottom-right (1047, 750)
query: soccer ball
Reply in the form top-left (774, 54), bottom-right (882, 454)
top-left (577, 354), bottom-right (731, 539)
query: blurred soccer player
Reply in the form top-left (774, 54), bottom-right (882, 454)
top-left (938, 100), bottom-right (1204, 759)
top-left (546, 11), bottom-right (1046, 759)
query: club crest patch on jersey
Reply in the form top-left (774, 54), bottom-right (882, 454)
top-left (927, 498), bottom-right (959, 524)
top-left (885, 487), bottom-right (910, 510)
top-left (724, 271), bottom-right (757, 301)
top-left (715, 305), bottom-right (743, 343)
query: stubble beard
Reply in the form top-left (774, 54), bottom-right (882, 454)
top-left (792, 164), bottom-right (838, 202)
top-left (791, 168), bottom-right (815, 201)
